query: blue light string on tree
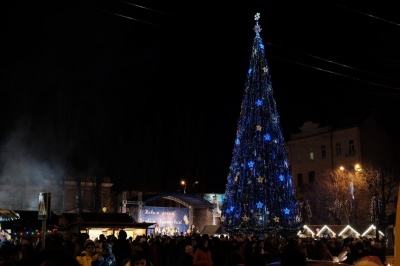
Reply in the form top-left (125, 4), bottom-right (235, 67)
top-left (221, 13), bottom-right (302, 235)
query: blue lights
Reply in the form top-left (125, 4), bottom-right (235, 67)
top-left (221, 13), bottom-right (301, 233)
top-left (284, 208), bottom-right (290, 215)
top-left (235, 138), bottom-right (240, 145)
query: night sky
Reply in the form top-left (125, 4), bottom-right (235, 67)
top-left (1, 0), bottom-right (399, 195)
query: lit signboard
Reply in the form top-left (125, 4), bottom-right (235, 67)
top-left (139, 206), bottom-right (190, 236)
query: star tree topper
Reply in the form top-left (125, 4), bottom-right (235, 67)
top-left (254, 13), bottom-right (262, 34)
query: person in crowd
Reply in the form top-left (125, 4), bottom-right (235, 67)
top-left (112, 230), bottom-right (132, 266)
top-left (130, 250), bottom-right (152, 266)
top-left (309, 239), bottom-right (333, 261)
top-left (19, 236), bottom-right (35, 265)
top-left (92, 242), bottom-right (116, 266)
top-left (33, 247), bottom-right (81, 266)
top-left (98, 234), bottom-right (107, 246)
top-left (61, 232), bottom-right (78, 257)
top-left (280, 238), bottom-right (306, 266)
top-left (179, 244), bottom-right (194, 266)
top-left (351, 240), bottom-right (371, 263)
top-left (0, 235), bottom-right (12, 261)
top-left (121, 250), bottom-right (151, 266)
top-left (367, 240), bottom-right (386, 265)
top-left (354, 255), bottom-right (383, 266)
top-left (76, 239), bottom-right (98, 266)
top-left (247, 245), bottom-right (267, 266)
top-left (147, 237), bottom-right (160, 266)
top-left (75, 233), bottom-right (90, 257)
top-left (208, 237), bottom-right (225, 266)
top-left (193, 234), bottom-right (212, 266)
top-left (1, 244), bottom-right (22, 266)
top-left (225, 240), bottom-right (245, 266)
top-left (94, 242), bottom-right (102, 256)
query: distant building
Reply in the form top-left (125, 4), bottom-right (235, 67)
top-left (0, 176), bottom-right (115, 215)
top-left (287, 111), bottom-right (399, 225)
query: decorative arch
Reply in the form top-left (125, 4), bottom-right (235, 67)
top-left (142, 193), bottom-right (213, 209)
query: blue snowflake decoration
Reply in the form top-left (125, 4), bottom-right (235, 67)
top-left (263, 133), bottom-right (271, 141)
top-left (235, 138), bottom-right (240, 145)
top-left (256, 99), bottom-right (263, 106)
top-left (248, 68), bottom-right (253, 74)
top-left (256, 201), bottom-right (263, 209)
top-left (259, 43), bottom-right (264, 50)
top-left (284, 208), bottom-right (290, 215)
top-left (279, 174), bottom-right (285, 181)
top-left (248, 161), bottom-right (255, 168)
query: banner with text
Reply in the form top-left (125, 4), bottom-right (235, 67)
top-left (139, 206), bottom-right (190, 236)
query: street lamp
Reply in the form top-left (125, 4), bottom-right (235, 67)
top-left (339, 164), bottom-right (362, 223)
top-left (181, 180), bottom-right (186, 194)
top-left (339, 165), bottom-right (360, 225)
top-left (181, 180), bottom-right (199, 194)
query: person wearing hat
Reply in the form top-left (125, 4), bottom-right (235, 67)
top-left (76, 239), bottom-right (99, 266)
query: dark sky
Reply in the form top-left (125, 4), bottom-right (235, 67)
top-left (0, 0), bottom-right (399, 194)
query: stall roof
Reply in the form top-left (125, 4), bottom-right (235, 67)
top-left (200, 225), bottom-right (228, 236)
top-left (1, 210), bottom-right (58, 230)
top-left (0, 209), bottom-right (20, 222)
top-left (301, 225), bottom-right (362, 237)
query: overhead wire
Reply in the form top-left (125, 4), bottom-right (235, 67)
top-left (326, 1), bottom-right (400, 27)
top-left (276, 56), bottom-right (400, 97)
top-left (93, 0), bottom-right (400, 98)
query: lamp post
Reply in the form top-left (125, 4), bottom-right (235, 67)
top-left (181, 180), bottom-right (186, 194)
top-left (340, 165), bottom-right (361, 225)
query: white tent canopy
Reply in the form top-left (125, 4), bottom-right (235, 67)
top-left (0, 209), bottom-right (20, 222)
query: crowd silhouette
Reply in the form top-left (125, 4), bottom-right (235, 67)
top-left (0, 230), bottom-right (387, 266)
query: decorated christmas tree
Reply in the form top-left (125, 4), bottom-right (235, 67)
top-left (221, 13), bottom-right (301, 235)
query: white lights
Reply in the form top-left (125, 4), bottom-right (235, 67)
top-left (338, 225), bottom-right (360, 237)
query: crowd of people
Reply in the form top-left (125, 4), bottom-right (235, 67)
top-left (0, 229), bottom-right (387, 266)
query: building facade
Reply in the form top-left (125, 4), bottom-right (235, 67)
top-left (287, 112), bottom-right (399, 225)
top-left (0, 176), bottom-right (115, 215)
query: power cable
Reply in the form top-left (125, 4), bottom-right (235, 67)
top-left (93, 1), bottom-right (400, 97)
